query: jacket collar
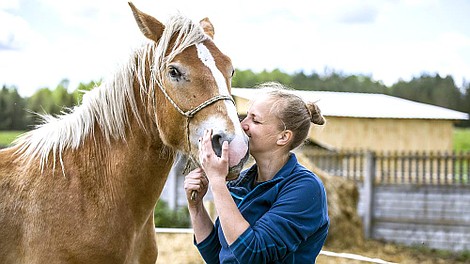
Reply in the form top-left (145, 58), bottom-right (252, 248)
top-left (229, 153), bottom-right (298, 188)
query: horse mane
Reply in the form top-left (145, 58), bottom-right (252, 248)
top-left (13, 13), bottom-right (208, 173)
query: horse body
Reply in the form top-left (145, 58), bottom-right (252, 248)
top-left (0, 3), bottom-right (248, 263)
top-left (1, 126), bottom-right (169, 263)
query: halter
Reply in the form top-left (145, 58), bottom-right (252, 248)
top-left (163, 89), bottom-right (234, 119)
top-left (157, 83), bottom-right (234, 200)
top-left (159, 84), bottom-right (234, 153)
top-left (156, 80), bottom-right (234, 199)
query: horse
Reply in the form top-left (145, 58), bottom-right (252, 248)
top-left (0, 3), bottom-right (249, 263)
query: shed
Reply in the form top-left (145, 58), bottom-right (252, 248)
top-left (231, 88), bottom-right (469, 152)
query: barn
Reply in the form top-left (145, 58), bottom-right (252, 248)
top-left (231, 88), bottom-right (469, 152)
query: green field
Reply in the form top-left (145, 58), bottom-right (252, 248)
top-left (454, 128), bottom-right (470, 152)
top-left (0, 130), bottom-right (24, 147)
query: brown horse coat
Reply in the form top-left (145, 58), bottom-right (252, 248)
top-left (0, 3), bottom-right (248, 263)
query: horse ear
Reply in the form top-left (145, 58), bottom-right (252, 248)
top-left (200, 18), bottom-right (215, 39)
top-left (129, 2), bottom-right (165, 43)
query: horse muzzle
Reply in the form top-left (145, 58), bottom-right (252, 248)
top-left (210, 131), bottom-right (249, 181)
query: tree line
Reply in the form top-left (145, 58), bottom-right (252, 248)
top-left (233, 69), bottom-right (470, 127)
top-left (1, 69), bottom-right (469, 131)
top-left (0, 79), bottom-right (96, 130)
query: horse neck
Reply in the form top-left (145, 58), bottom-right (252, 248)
top-left (71, 92), bottom-right (175, 219)
top-left (75, 47), bottom-right (176, 216)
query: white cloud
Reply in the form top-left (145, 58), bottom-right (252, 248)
top-left (0, 10), bottom-right (41, 50)
top-left (0, 0), bottom-right (20, 9)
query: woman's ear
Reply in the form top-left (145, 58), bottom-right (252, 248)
top-left (277, 130), bottom-right (293, 146)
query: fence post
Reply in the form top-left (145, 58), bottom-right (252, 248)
top-left (362, 151), bottom-right (375, 239)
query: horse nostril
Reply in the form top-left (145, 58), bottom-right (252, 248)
top-left (211, 133), bottom-right (223, 158)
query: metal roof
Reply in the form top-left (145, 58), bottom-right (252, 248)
top-left (231, 88), bottom-right (469, 120)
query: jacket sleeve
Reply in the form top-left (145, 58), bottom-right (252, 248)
top-left (195, 225), bottom-right (221, 264)
top-left (229, 172), bottom-right (328, 263)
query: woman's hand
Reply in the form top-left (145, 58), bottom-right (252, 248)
top-left (184, 168), bottom-right (208, 207)
top-left (199, 129), bottom-right (229, 186)
top-left (199, 130), bottom-right (250, 246)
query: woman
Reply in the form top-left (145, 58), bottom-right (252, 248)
top-left (184, 82), bottom-right (329, 263)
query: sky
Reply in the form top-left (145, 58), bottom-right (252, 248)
top-left (1, 0), bottom-right (470, 97)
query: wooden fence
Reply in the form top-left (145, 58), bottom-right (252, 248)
top-left (304, 149), bottom-right (470, 185)
top-left (304, 149), bottom-right (470, 252)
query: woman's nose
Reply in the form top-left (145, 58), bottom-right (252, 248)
top-left (240, 119), bottom-right (248, 131)
top-left (242, 123), bottom-right (248, 131)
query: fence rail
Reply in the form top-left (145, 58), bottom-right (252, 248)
top-left (304, 149), bottom-right (470, 185)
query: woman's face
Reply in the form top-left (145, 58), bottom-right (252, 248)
top-left (240, 96), bottom-right (285, 156)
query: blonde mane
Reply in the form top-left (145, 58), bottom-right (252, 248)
top-left (13, 13), bottom-right (208, 173)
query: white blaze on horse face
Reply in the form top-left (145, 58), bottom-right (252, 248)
top-left (196, 43), bottom-right (229, 96)
top-left (195, 43), bottom-right (248, 167)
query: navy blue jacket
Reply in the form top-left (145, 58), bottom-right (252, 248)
top-left (196, 153), bottom-right (329, 263)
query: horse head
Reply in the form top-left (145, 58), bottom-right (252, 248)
top-left (129, 3), bottom-right (249, 180)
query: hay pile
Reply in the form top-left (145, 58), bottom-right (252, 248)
top-left (296, 153), bottom-right (365, 249)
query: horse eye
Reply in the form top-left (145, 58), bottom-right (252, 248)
top-left (168, 66), bottom-right (182, 80)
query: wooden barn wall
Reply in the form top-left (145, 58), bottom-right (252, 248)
top-left (357, 184), bottom-right (470, 252)
top-left (309, 117), bottom-right (454, 152)
top-left (234, 96), bottom-right (250, 115)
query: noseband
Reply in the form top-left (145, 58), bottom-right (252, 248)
top-left (164, 87), bottom-right (234, 146)
top-left (157, 83), bottom-right (234, 200)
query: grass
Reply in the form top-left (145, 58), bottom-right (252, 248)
top-left (454, 128), bottom-right (470, 152)
top-left (409, 244), bottom-right (470, 263)
top-left (0, 130), bottom-right (24, 147)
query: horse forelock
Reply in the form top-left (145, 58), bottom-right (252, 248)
top-left (156, 13), bottom-right (208, 73)
top-left (13, 13), bottom-right (209, 173)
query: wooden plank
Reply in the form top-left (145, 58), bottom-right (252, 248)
top-left (372, 223), bottom-right (470, 251)
top-left (372, 216), bottom-right (470, 226)
top-left (364, 184), bottom-right (470, 251)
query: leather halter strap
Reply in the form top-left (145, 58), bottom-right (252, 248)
top-left (157, 84), bottom-right (235, 201)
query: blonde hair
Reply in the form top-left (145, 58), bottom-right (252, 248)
top-left (256, 82), bottom-right (325, 150)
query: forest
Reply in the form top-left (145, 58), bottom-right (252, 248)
top-left (1, 68), bottom-right (470, 130)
